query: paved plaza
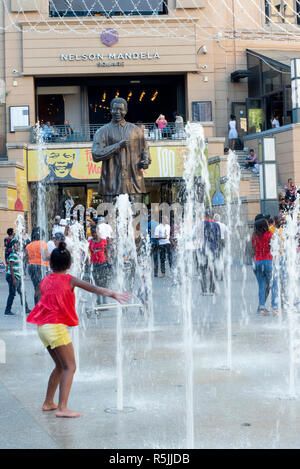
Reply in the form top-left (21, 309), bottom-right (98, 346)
top-left (1, 266), bottom-right (300, 449)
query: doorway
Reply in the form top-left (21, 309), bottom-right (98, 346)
top-left (232, 102), bottom-right (247, 138)
top-left (37, 94), bottom-right (65, 125)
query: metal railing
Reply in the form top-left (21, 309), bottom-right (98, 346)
top-left (30, 123), bottom-right (187, 144)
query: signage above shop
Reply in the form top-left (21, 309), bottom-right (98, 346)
top-left (22, 21), bottom-right (197, 74)
top-left (60, 51), bottom-right (161, 68)
top-left (60, 51), bottom-right (160, 61)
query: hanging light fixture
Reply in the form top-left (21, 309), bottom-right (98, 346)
top-left (139, 91), bottom-right (146, 102)
top-left (151, 90), bottom-right (158, 102)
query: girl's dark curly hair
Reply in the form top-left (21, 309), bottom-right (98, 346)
top-left (50, 241), bottom-right (71, 272)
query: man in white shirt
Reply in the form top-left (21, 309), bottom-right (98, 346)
top-left (52, 218), bottom-right (67, 236)
top-left (47, 232), bottom-right (65, 255)
top-left (272, 115), bottom-right (280, 128)
top-left (154, 216), bottom-right (172, 277)
top-left (52, 215), bottom-right (61, 237)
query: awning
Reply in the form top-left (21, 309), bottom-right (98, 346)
top-left (231, 49), bottom-right (298, 82)
top-left (231, 70), bottom-right (252, 82)
top-left (246, 49), bottom-right (300, 70)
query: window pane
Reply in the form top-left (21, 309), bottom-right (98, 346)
top-left (285, 86), bottom-right (292, 124)
top-left (50, 0), bottom-right (166, 15)
top-left (192, 101), bottom-right (212, 121)
top-left (262, 62), bottom-right (281, 94)
top-left (247, 54), bottom-right (261, 97)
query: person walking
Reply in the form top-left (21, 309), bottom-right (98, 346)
top-left (228, 114), bottom-right (238, 150)
top-left (198, 210), bottom-right (221, 295)
top-left (155, 216), bottom-right (172, 278)
top-left (26, 241), bottom-right (129, 418)
top-left (148, 212), bottom-right (159, 277)
top-left (213, 213), bottom-right (228, 281)
top-left (252, 217), bottom-right (278, 316)
top-left (88, 225), bottom-right (108, 305)
top-left (47, 232), bottom-right (65, 256)
top-left (4, 239), bottom-right (30, 316)
top-left (4, 228), bottom-right (14, 266)
top-left (25, 227), bottom-right (49, 305)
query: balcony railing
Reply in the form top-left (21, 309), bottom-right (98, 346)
top-left (30, 123), bottom-right (187, 144)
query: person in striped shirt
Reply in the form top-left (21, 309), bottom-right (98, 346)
top-left (4, 239), bottom-right (30, 316)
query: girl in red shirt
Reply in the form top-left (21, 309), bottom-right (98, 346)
top-left (88, 225), bottom-right (108, 306)
top-left (27, 241), bottom-right (129, 418)
top-left (252, 218), bottom-right (278, 315)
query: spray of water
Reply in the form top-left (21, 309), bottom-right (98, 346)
top-left (69, 221), bottom-right (90, 376)
top-left (15, 215), bottom-right (27, 332)
top-left (114, 194), bottom-right (138, 410)
top-left (137, 232), bottom-right (154, 332)
top-left (281, 199), bottom-right (300, 397)
top-left (36, 124), bottom-right (47, 233)
top-left (271, 228), bottom-right (284, 325)
top-left (176, 122), bottom-right (209, 449)
top-left (224, 149), bottom-right (241, 370)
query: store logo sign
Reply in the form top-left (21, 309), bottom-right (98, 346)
top-left (101, 29), bottom-right (119, 47)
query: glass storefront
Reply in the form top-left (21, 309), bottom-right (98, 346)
top-left (246, 50), bottom-right (292, 132)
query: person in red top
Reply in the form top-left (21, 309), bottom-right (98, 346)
top-left (252, 217), bottom-right (278, 315)
top-left (27, 241), bottom-right (129, 418)
top-left (88, 225), bottom-right (108, 306)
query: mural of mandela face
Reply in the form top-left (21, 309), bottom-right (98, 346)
top-left (44, 150), bottom-right (78, 181)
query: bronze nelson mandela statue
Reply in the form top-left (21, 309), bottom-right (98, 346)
top-left (91, 97), bottom-right (151, 201)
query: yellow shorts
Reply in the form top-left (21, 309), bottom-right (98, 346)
top-left (37, 324), bottom-right (72, 350)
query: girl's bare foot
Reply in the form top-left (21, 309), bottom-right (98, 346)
top-left (55, 409), bottom-right (83, 418)
top-left (42, 402), bottom-right (58, 411)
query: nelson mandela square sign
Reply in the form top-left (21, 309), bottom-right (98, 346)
top-left (60, 51), bottom-right (161, 68)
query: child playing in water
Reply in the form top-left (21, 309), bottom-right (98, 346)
top-left (27, 241), bottom-right (130, 418)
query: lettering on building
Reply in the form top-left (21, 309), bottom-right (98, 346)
top-left (60, 52), bottom-right (161, 64)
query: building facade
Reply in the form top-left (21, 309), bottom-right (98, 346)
top-left (2, 0), bottom-right (300, 257)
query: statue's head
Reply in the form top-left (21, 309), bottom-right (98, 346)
top-left (110, 97), bottom-right (128, 123)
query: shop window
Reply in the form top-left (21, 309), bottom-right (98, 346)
top-left (297, 0), bottom-right (300, 24)
top-left (265, 0), bottom-right (297, 24)
top-left (247, 99), bottom-right (265, 134)
top-left (192, 101), bottom-right (212, 122)
top-left (285, 86), bottom-right (292, 124)
top-left (262, 62), bottom-right (281, 94)
top-left (247, 54), bottom-right (262, 98)
top-left (49, 0), bottom-right (168, 16)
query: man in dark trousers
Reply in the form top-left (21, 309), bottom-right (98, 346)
top-left (197, 209), bottom-right (221, 295)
